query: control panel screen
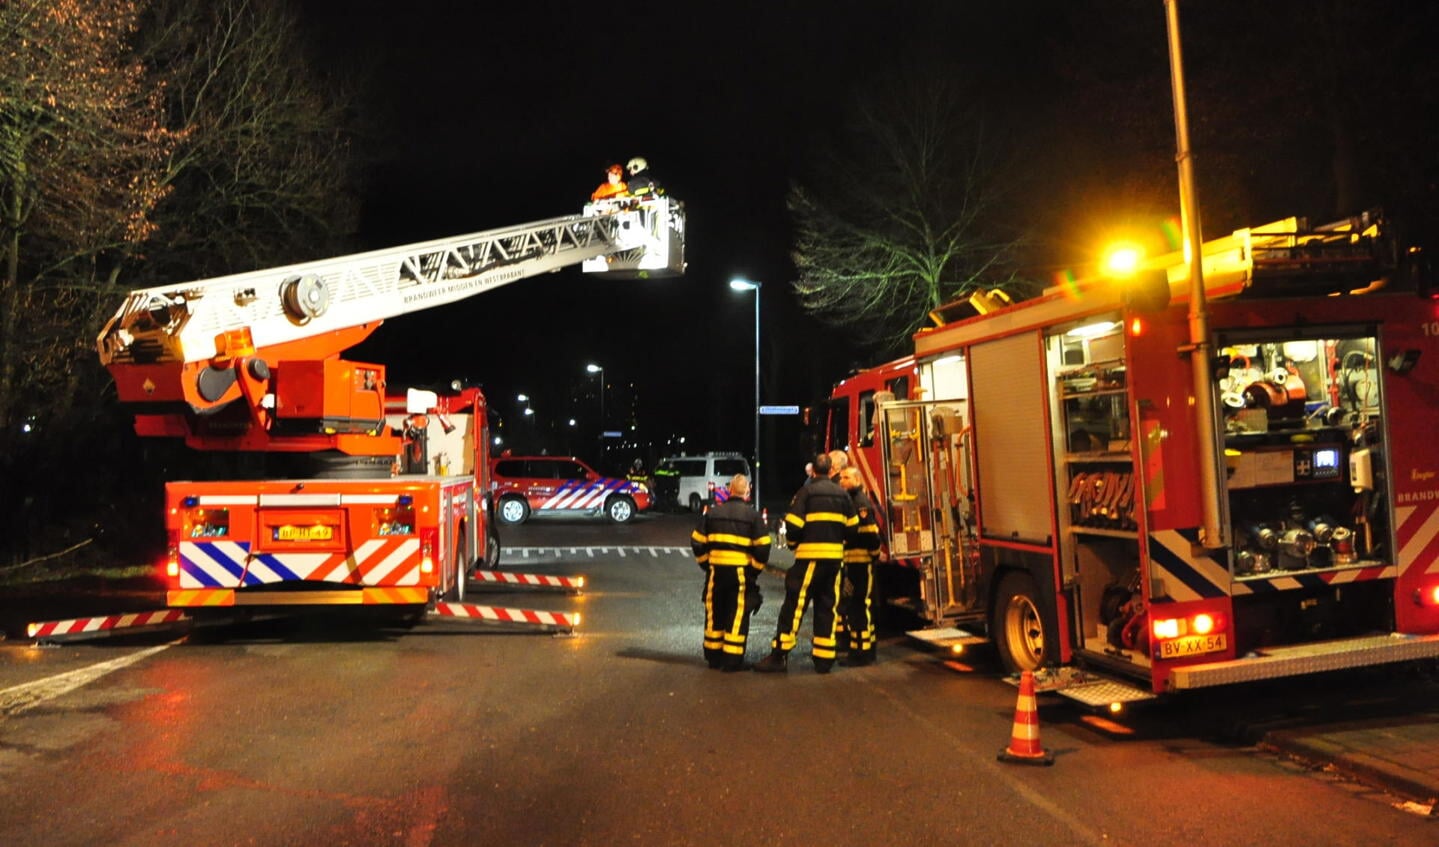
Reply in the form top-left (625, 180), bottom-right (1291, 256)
top-left (1309, 447), bottom-right (1342, 480)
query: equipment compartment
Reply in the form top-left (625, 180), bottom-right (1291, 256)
top-left (1216, 332), bottom-right (1390, 581)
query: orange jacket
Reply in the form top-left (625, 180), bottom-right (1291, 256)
top-left (591, 180), bottom-right (629, 201)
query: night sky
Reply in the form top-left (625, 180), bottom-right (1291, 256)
top-left (293, 1), bottom-right (1439, 478)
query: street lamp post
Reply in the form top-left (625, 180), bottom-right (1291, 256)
top-left (1163, 0), bottom-right (1224, 550)
top-left (516, 394), bottom-right (533, 450)
top-left (728, 278), bottom-right (761, 509)
top-left (585, 362), bottom-right (605, 432)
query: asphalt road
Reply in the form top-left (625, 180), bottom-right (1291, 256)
top-left (0, 512), bottom-right (1435, 846)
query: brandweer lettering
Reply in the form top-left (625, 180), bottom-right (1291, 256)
top-left (400, 269), bottom-right (522, 305)
top-left (1397, 489), bottom-right (1439, 504)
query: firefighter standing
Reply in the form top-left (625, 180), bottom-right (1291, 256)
top-left (826, 449), bottom-right (851, 649)
top-left (839, 466), bottom-right (881, 666)
top-left (690, 474), bottom-right (771, 671)
top-left (754, 452), bottom-right (858, 674)
top-left (627, 457), bottom-right (650, 489)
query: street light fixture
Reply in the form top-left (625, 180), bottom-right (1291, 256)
top-left (728, 277), bottom-right (761, 508)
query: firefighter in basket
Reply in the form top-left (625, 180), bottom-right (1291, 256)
top-left (590, 163), bottom-right (629, 202)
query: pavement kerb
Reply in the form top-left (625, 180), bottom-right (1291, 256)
top-left (1261, 730), bottom-right (1439, 808)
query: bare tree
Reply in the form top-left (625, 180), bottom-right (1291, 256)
top-left (788, 77), bottom-right (1031, 355)
top-left (133, 0), bottom-right (361, 283)
top-left (0, 0), bottom-right (177, 433)
top-left (0, 0), bottom-right (360, 568)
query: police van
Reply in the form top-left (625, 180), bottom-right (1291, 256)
top-left (653, 452), bottom-right (751, 512)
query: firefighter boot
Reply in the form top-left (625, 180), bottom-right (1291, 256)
top-left (752, 649), bottom-right (788, 674)
top-left (843, 648), bottom-right (876, 668)
top-left (812, 657), bottom-right (834, 674)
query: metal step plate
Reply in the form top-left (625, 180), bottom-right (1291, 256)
top-left (1053, 679), bottom-right (1157, 707)
top-left (1005, 666), bottom-right (1157, 706)
top-left (907, 626), bottom-right (988, 651)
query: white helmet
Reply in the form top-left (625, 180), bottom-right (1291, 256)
top-left (626, 157), bottom-right (648, 175)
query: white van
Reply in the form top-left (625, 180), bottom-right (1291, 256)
top-left (653, 452), bottom-right (752, 512)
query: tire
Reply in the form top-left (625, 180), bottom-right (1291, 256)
top-left (992, 571), bottom-right (1047, 673)
top-left (688, 493), bottom-right (704, 513)
top-left (606, 495), bottom-right (636, 523)
top-left (498, 496), bottom-right (530, 525)
top-left (443, 535), bottom-right (467, 602)
top-left (483, 523), bottom-right (501, 569)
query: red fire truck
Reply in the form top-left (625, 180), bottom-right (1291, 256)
top-left (818, 211), bottom-right (1439, 705)
top-left (95, 198), bottom-right (684, 614)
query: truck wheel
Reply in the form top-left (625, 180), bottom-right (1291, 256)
top-left (606, 495), bottom-right (636, 523)
top-left (498, 496), bottom-right (530, 525)
top-left (443, 540), bottom-right (467, 602)
top-left (688, 493), bottom-right (704, 513)
top-left (993, 571), bottom-right (1046, 673)
top-left (483, 523), bottom-right (501, 569)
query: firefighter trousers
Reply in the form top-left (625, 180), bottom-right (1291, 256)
top-left (843, 560), bottom-right (875, 655)
top-left (770, 558), bottom-right (842, 662)
top-left (703, 564), bottom-right (762, 668)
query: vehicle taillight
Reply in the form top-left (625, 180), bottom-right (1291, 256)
top-left (1151, 613), bottom-right (1227, 641)
top-left (420, 528), bottom-right (436, 575)
top-left (1151, 611), bottom-right (1230, 662)
top-left (1153, 617), bottom-right (1182, 639)
top-left (165, 546), bottom-right (180, 578)
top-left (1414, 583), bottom-right (1439, 607)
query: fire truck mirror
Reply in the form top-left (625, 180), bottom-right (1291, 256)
top-left (872, 391), bottom-right (895, 431)
top-left (1120, 268), bottom-right (1171, 314)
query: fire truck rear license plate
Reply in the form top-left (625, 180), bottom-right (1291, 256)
top-left (1159, 633), bottom-right (1227, 659)
top-left (275, 525), bottom-right (334, 542)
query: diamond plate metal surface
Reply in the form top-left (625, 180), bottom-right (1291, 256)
top-left (1169, 632), bottom-right (1439, 689)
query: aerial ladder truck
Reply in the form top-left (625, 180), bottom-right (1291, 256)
top-left (88, 196), bottom-right (684, 620)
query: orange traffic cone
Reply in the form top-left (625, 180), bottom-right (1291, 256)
top-left (997, 670), bottom-right (1054, 765)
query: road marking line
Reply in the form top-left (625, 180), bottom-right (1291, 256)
top-left (0, 643), bottom-right (173, 718)
top-left (501, 546), bottom-right (688, 559)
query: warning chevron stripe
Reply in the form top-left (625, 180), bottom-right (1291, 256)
top-left (168, 589), bottom-right (235, 607)
top-left (430, 602), bottom-right (578, 630)
top-left (469, 570), bottom-right (585, 591)
top-left (27, 609), bottom-right (189, 640)
top-left (362, 586), bottom-right (430, 604)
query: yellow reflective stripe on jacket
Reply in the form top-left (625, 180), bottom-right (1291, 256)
top-left (793, 541), bottom-right (844, 560)
top-left (708, 549), bottom-right (752, 566)
top-left (708, 532), bottom-right (759, 547)
top-left (804, 511), bottom-right (852, 525)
